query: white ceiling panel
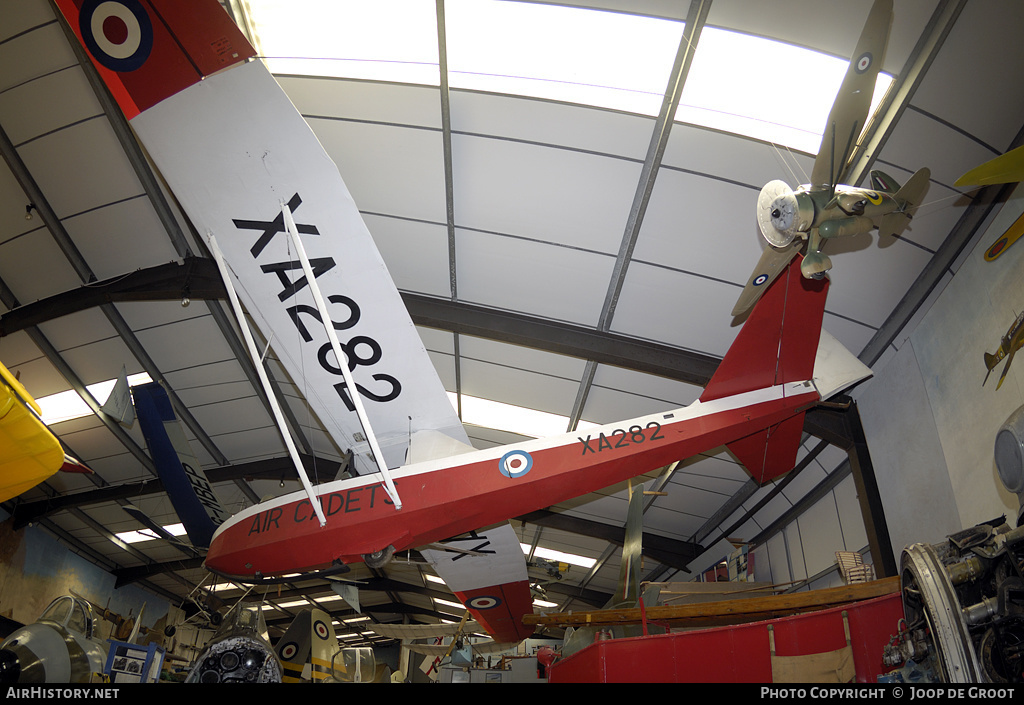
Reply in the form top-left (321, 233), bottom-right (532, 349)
top-left (35, 307), bottom-right (117, 355)
top-left (0, 226), bottom-right (82, 304)
top-left (459, 335), bottom-right (587, 382)
top-left (17, 119), bottom-right (143, 220)
top-left (451, 89), bottom-right (654, 160)
top-left (310, 118), bottom-right (447, 223)
top-left (0, 67), bottom-right (100, 146)
top-left (282, 76), bottom-right (442, 129)
top-left (610, 261), bottom-right (740, 356)
top-left (663, 122), bottom-right (813, 192)
top-left (460, 356), bottom-right (581, 419)
top-left (635, 169), bottom-right (762, 284)
top-left (63, 198), bottom-right (180, 279)
top-left (363, 212), bottom-right (451, 297)
top-left (455, 229), bottom-right (614, 326)
top-left (451, 133), bottom-right (641, 254)
top-left (909, 0), bottom-right (1024, 152)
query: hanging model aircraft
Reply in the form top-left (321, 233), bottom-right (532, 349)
top-left (0, 360), bottom-right (93, 504)
top-left (983, 310), bottom-right (1024, 391)
top-left (732, 0), bottom-right (930, 316)
top-left (955, 145), bottom-right (1024, 263)
top-left (53, 0), bottom-right (872, 646)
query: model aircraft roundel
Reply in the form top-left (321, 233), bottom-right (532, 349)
top-left (499, 450), bottom-right (533, 478)
top-left (79, 0), bottom-right (154, 72)
top-left (854, 52), bottom-right (873, 74)
top-left (467, 595), bottom-right (501, 610)
top-left (753, 273), bottom-right (769, 287)
top-left (280, 642), bottom-right (299, 660)
top-left (985, 237), bottom-right (1009, 260)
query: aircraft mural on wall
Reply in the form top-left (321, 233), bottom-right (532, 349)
top-left (733, 0), bottom-right (930, 316)
top-left (984, 310), bottom-right (1024, 391)
top-left (53, 0), bottom-right (872, 646)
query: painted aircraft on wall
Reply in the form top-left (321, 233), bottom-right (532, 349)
top-left (984, 310), bottom-right (1024, 391)
top-left (733, 0), bottom-right (930, 316)
top-left (0, 360), bottom-right (93, 503)
top-left (53, 0), bottom-right (872, 646)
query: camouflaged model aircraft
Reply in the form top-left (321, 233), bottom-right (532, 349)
top-left (733, 0), bottom-right (930, 316)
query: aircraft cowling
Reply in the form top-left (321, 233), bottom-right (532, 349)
top-left (0, 623), bottom-right (103, 683)
top-left (757, 180), bottom-right (815, 247)
top-left (818, 215), bottom-right (874, 240)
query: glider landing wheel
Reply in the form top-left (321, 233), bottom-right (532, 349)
top-left (363, 545), bottom-right (395, 569)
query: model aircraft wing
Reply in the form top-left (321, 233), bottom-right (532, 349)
top-left (956, 145), bottom-right (1024, 187)
top-left (53, 0), bottom-right (469, 476)
top-left (731, 242), bottom-right (801, 317)
top-left (0, 360), bottom-right (69, 502)
top-left (418, 523), bottom-right (535, 644)
top-left (810, 0), bottom-right (893, 190)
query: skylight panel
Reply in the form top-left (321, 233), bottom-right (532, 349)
top-left (113, 523), bottom-right (186, 545)
top-left (37, 372), bottom-right (152, 425)
top-left (445, 0), bottom-right (684, 115)
top-left (677, 27), bottom-right (893, 154)
top-left (245, 0), bottom-right (439, 84)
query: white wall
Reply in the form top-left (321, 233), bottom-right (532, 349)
top-left (854, 186), bottom-right (1024, 559)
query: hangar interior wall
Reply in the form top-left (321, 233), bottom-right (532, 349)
top-left (854, 187), bottom-right (1024, 561)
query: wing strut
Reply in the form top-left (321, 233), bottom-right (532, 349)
top-left (281, 203), bottom-right (404, 510)
top-left (208, 233), bottom-right (328, 527)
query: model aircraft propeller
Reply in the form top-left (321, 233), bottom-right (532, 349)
top-left (734, 0), bottom-right (929, 316)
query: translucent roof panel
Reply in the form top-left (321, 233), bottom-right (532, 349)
top-left (245, 0), bottom-right (440, 84)
top-left (677, 27), bottom-right (893, 154)
top-left (442, 0), bottom-right (685, 115)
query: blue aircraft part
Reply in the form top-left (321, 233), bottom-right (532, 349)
top-left (133, 382), bottom-right (226, 548)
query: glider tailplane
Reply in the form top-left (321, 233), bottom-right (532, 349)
top-left (702, 255), bottom-right (829, 483)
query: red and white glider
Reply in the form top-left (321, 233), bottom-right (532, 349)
top-left (54, 0), bottom-right (871, 645)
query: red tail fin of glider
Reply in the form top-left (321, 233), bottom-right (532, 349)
top-left (702, 255), bottom-right (828, 483)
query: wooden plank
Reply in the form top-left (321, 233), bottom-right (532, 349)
top-left (523, 577), bottom-right (900, 628)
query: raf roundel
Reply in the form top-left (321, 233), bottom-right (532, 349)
top-left (468, 595), bottom-right (501, 610)
top-left (499, 450), bottom-right (533, 478)
top-left (79, 0), bottom-right (154, 73)
top-left (855, 52), bottom-right (873, 74)
top-left (753, 274), bottom-right (769, 287)
top-left (280, 642), bottom-right (298, 660)
top-left (314, 620), bottom-right (330, 640)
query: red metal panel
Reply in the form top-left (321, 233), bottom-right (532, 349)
top-left (700, 256), bottom-right (828, 403)
top-left (548, 593), bottom-right (904, 683)
top-left (53, 0), bottom-right (253, 120)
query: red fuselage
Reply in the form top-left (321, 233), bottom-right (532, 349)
top-left (204, 383), bottom-right (818, 580)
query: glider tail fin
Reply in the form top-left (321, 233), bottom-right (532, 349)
top-left (701, 255), bottom-right (829, 484)
top-left (701, 255), bottom-right (828, 404)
